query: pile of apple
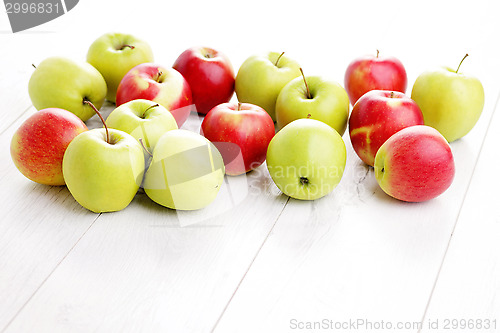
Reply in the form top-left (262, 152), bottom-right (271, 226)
top-left (10, 32), bottom-right (485, 214)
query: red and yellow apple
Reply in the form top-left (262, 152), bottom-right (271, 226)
top-left (173, 46), bottom-right (235, 115)
top-left (10, 108), bottom-right (88, 185)
top-left (349, 90), bottom-right (424, 166)
top-left (344, 51), bottom-right (407, 105)
top-left (116, 63), bottom-right (193, 127)
top-left (374, 125), bottom-right (455, 202)
top-left (201, 102), bottom-right (275, 176)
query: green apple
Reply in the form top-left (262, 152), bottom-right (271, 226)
top-left (411, 55), bottom-right (484, 142)
top-left (267, 118), bottom-right (346, 200)
top-left (235, 52), bottom-right (301, 121)
top-left (87, 32), bottom-right (154, 103)
top-left (106, 99), bottom-right (178, 153)
top-left (63, 128), bottom-right (145, 213)
top-left (275, 69), bottom-right (350, 135)
top-left (144, 129), bottom-right (225, 210)
top-left (28, 56), bottom-right (107, 122)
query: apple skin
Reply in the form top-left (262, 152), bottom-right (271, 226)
top-left (87, 32), bottom-right (154, 103)
top-left (28, 57), bottom-right (107, 122)
top-left (116, 63), bottom-right (193, 128)
top-left (106, 99), bottom-right (178, 152)
top-left (411, 67), bottom-right (484, 142)
top-left (349, 90), bottom-right (424, 166)
top-left (275, 75), bottom-right (349, 135)
top-left (143, 129), bottom-right (225, 210)
top-left (266, 119), bottom-right (346, 200)
top-left (201, 102), bottom-right (275, 176)
top-left (374, 125), bottom-right (455, 202)
top-left (344, 52), bottom-right (407, 105)
top-left (62, 128), bottom-right (145, 213)
top-left (173, 46), bottom-right (235, 115)
top-left (235, 52), bottom-right (301, 121)
top-left (10, 108), bottom-right (88, 186)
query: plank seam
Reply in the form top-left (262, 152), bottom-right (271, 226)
top-left (417, 89), bottom-right (500, 333)
top-left (210, 196), bottom-right (291, 333)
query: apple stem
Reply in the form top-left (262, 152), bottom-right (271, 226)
top-left (390, 91), bottom-right (394, 98)
top-left (83, 99), bottom-right (110, 144)
top-left (120, 44), bottom-right (135, 50)
top-left (155, 71), bottom-right (163, 83)
top-left (142, 103), bottom-right (160, 118)
top-left (299, 68), bottom-right (312, 99)
top-left (307, 113), bottom-right (312, 119)
top-left (275, 51), bottom-right (285, 67)
top-left (456, 54), bottom-right (469, 73)
top-left (237, 102), bottom-right (242, 111)
top-left (376, 49), bottom-right (379, 58)
top-left (32, 64), bottom-right (36, 69)
top-left (139, 138), bottom-right (153, 157)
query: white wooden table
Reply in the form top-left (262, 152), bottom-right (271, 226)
top-left (1, 1), bottom-right (500, 332)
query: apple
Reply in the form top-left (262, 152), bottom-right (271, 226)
top-left (173, 46), bottom-right (235, 115)
top-left (266, 118), bottom-right (346, 200)
top-left (275, 68), bottom-right (349, 135)
top-left (10, 108), bottom-right (88, 186)
top-left (28, 56), bottom-right (107, 122)
top-left (87, 32), bottom-right (154, 103)
top-left (116, 63), bottom-right (193, 127)
top-left (201, 102), bottom-right (275, 176)
top-left (344, 50), bottom-right (407, 105)
top-left (143, 129), bottom-right (225, 210)
top-left (374, 125), bottom-right (455, 202)
top-left (63, 103), bottom-right (144, 213)
top-left (235, 52), bottom-right (301, 121)
top-left (411, 54), bottom-right (484, 142)
top-left (106, 99), bottom-right (178, 153)
top-left (349, 90), bottom-right (424, 166)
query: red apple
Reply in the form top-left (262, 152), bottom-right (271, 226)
top-left (10, 108), bottom-right (88, 185)
top-left (173, 46), bottom-right (235, 115)
top-left (344, 51), bottom-right (407, 105)
top-left (349, 90), bottom-right (424, 166)
top-left (201, 102), bottom-right (275, 176)
top-left (116, 63), bottom-right (193, 127)
top-left (374, 125), bottom-right (455, 202)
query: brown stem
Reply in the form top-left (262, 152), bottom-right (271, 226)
top-left (32, 64), bottom-right (36, 69)
top-left (83, 100), bottom-right (110, 144)
top-left (142, 103), bottom-right (159, 118)
top-left (390, 91), bottom-right (394, 98)
top-left (300, 68), bottom-right (312, 99)
top-left (119, 44), bottom-right (135, 50)
top-left (275, 51), bottom-right (285, 67)
top-left (139, 138), bottom-right (153, 157)
top-left (155, 71), bottom-right (163, 83)
top-left (456, 54), bottom-right (469, 73)
top-left (237, 102), bottom-right (242, 111)
top-left (376, 49), bottom-right (380, 58)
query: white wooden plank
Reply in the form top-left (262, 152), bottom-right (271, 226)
top-left (212, 86), bottom-right (500, 333)
top-left (0, 108), bottom-right (100, 331)
top-left (419, 96), bottom-right (500, 332)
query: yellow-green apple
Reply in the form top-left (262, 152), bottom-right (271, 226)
top-left (344, 51), bottom-right (407, 105)
top-left (201, 102), bottom-right (275, 176)
top-left (235, 52), bottom-right (301, 121)
top-left (374, 125), bottom-right (455, 202)
top-left (411, 55), bottom-right (484, 142)
top-left (349, 90), bottom-right (424, 166)
top-left (266, 118), bottom-right (346, 200)
top-left (28, 57), bottom-right (107, 122)
top-left (143, 129), bottom-right (225, 210)
top-left (106, 99), bottom-right (177, 153)
top-left (116, 63), bottom-right (193, 127)
top-left (275, 68), bottom-right (349, 135)
top-left (10, 108), bottom-right (88, 186)
top-left (173, 46), bottom-right (235, 115)
top-left (63, 104), bottom-right (144, 213)
top-left (87, 32), bottom-right (154, 103)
